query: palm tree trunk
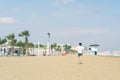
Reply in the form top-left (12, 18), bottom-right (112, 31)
top-left (11, 45), bottom-right (14, 56)
top-left (25, 46), bottom-right (28, 56)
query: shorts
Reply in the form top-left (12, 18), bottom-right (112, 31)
top-left (78, 53), bottom-right (83, 57)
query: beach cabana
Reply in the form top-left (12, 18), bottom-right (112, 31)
top-left (89, 44), bottom-right (100, 55)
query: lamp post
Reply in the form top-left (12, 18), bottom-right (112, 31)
top-left (38, 42), bottom-right (40, 55)
top-left (0, 37), bottom-right (1, 54)
top-left (47, 33), bottom-right (51, 55)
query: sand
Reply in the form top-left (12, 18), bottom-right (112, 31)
top-left (0, 55), bottom-right (120, 80)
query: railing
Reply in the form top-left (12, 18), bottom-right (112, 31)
top-left (97, 51), bottom-right (120, 56)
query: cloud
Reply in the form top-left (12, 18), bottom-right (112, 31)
top-left (0, 17), bottom-right (17, 24)
top-left (51, 0), bottom-right (75, 8)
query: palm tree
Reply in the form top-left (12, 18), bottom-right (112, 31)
top-left (63, 44), bottom-right (71, 54)
top-left (56, 45), bottom-right (62, 54)
top-left (6, 33), bottom-right (17, 56)
top-left (51, 43), bottom-right (62, 55)
top-left (19, 30), bottom-right (30, 56)
top-left (16, 41), bottom-right (25, 55)
top-left (51, 43), bottom-right (57, 54)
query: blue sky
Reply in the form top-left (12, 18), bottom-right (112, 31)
top-left (0, 0), bottom-right (120, 51)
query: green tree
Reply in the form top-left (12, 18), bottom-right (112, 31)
top-left (51, 43), bottom-right (62, 55)
top-left (16, 41), bottom-right (25, 48)
top-left (6, 33), bottom-right (17, 56)
top-left (0, 38), bottom-right (7, 45)
top-left (39, 44), bottom-right (46, 49)
top-left (63, 44), bottom-right (71, 54)
top-left (0, 37), bottom-right (7, 54)
top-left (19, 30), bottom-right (30, 56)
top-left (28, 42), bottom-right (34, 48)
top-left (51, 43), bottom-right (57, 51)
top-left (56, 45), bottom-right (62, 52)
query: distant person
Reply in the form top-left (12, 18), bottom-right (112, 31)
top-left (91, 47), bottom-right (97, 55)
top-left (76, 43), bottom-right (85, 64)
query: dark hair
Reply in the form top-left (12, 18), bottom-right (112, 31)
top-left (79, 43), bottom-right (82, 46)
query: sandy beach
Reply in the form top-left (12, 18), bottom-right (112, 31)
top-left (0, 55), bottom-right (120, 80)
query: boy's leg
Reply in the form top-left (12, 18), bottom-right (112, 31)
top-left (78, 53), bottom-right (83, 64)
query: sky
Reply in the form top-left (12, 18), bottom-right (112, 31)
top-left (0, 0), bottom-right (120, 51)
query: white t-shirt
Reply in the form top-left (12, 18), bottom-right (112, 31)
top-left (76, 46), bottom-right (84, 53)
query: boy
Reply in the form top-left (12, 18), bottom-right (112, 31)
top-left (76, 43), bottom-right (84, 64)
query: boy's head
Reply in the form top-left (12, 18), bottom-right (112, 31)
top-left (79, 43), bottom-right (82, 46)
